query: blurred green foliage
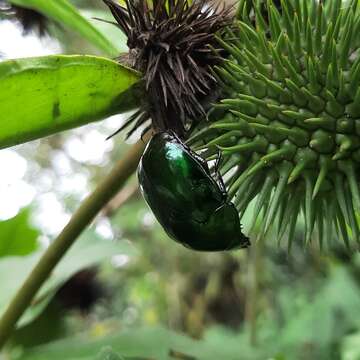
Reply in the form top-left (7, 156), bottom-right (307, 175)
top-left (1, 197), bottom-right (359, 360)
top-left (7, 0), bottom-right (118, 55)
top-left (96, 347), bottom-right (125, 360)
top-left (0, 208), bottom-right (39, 257)
top-left (0, 224), bottom-right (136, 330)
top-left (1, 1), bottom-right (360, 359)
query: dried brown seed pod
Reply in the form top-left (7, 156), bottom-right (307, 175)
top-left (103, 0), bottom-right (232, 138)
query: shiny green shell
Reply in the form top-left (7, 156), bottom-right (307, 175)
top-left (137, 132), bottom-right (250, 251)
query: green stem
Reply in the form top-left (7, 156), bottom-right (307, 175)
top-left (0, 135), bottom-right (149, 349)
top-left (245, 237), bottom-right (263, 346)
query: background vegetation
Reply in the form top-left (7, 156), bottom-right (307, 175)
top-left (1, 1), bottom-right (360, 359)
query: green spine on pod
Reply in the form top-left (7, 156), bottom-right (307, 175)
top-left (189, 0), bottom-right (360, 250)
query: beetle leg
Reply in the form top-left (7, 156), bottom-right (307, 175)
top-left (212, 150), bottom-right (227, 196)
top-left (191, 151), bottom-right (210, 173)
top-left (215, 172), bottom-right (227, 196)
top-left (214, 148), bottom-right (223, 173)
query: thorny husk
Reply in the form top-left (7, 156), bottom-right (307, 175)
top-left (189, 0), bottom-right (360, 251)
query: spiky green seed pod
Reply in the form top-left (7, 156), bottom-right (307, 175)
top-left (190, 0), bottom-right (360, 250)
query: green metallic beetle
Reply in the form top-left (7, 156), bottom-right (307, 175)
top-left (138, 132), bottom-right (250, 251)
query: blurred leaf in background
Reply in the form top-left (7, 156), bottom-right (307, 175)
top-left (0, 207), bottom-right (39, 257)
top-left (0, 225), bottom-right (137, 330)
top-left (2, 1), bottom-right (360, 360)
top-left (6, 0), bottom-right (118, 55)
top-left (96, 347), bottom-right (125, 360)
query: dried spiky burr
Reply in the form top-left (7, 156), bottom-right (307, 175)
top-left (102, 0), bottom-right (232, 138)
top-left (189, 0), bottom-right (360, 250)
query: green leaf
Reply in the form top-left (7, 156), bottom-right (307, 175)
top-left (80, 9), bottom-right (128, 53)
top-left (341, 332), bottom-right (360, 360)
top-left (0, 208), bottom-right (39, 257)
top-left (0, 231), bottom-right (137, 328)
top-left (0, 55), bottom-right (141, 149)
top-left (18, 326), bottom-right (243, 360)
top-left (96, 347), bottom-right (125, 360)
top-left (8, 0), bottom-right (118, 56)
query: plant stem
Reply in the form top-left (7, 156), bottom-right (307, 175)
top-left (0, 134), bottom-right (149, 349)
top-left (102, 183), bottom-right (139, 217)
top-left (245, 237), bottom-right (264, 346)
